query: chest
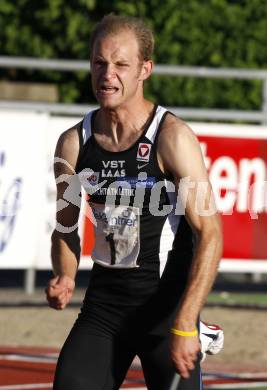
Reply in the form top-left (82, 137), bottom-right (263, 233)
top-left (77, 138), bottom-right (166, 204)
top-left (80, 139), bottom-right (157, 179)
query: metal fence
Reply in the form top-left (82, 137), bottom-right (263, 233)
top-left (1, 56), bottom-right (267, 124)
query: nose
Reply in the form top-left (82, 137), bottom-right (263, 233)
top-left (102, 63), bottom-right (116, 80)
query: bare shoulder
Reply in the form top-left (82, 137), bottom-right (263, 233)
top-left (157, 113), bottom-right (206, 179)
top-left (159, 113), bottom-right (198, 146)
top-left (54, 121), bottom-right (82, 174)
top-left (56, 121), bottom-right (82, 157)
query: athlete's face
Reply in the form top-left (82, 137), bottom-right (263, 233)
top-left (91, 31), bottom-right (152, 109)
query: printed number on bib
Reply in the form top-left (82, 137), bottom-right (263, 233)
top-left (90, 203), bottom-right (140, 268)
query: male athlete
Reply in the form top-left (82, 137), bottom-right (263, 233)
top-left (46, 15), bottom-right (223, 390)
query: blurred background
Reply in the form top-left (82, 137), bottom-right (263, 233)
top-left (1, 1), bottom-right (267, 389)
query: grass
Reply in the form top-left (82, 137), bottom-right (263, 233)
top-left (207, 292), bottom-right (267, 306)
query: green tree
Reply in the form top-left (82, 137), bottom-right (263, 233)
top-left (1, 0), bottom-right (267, 110)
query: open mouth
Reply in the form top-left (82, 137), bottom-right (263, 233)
top-left (97, 86), bottom-right (119, 95)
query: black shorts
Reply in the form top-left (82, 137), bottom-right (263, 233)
top-left (53, 283), bottom-right (202, 390)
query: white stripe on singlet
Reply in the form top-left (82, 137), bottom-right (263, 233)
top-left (145, 105), bottom-right (168, 143)
top-left (82, 111), bottom-right (94, 144)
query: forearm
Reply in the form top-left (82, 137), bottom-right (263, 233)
top-left (174, 226), bottom-right (222, 329)
top-left (51, 230), bottom-right (81, 279)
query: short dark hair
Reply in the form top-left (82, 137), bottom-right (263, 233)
top-left (90, 14), bottom-right (154, 61)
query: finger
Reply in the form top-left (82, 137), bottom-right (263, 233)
top-left (57, 289), bottom-right (72, 307)
top-left (46, 288), bottom-right (60, 299)
top-left (62, 292), bottom-right (73, 307)
top-left (46, 290), bottom-right (64, 304)
top-left (173, 360), bottom-right (190, 379)
top-left (48, 296), bottom-right (66, 310)
top-left (66, 288), bottom-right (73, 298)
top-left (48, 276), bottom-right (60, 287)
top-left (46, 287), bottom-right (72, 309)
top-left (47, 284), bottom-right (67, 297)
top-left (55, 299), bottom-right (68, 310)
top-left (179, 367), bottom-right (190, 379)
top-left (185, 359), bottom-right (195, 371)
top-left (57, 289), bottom-right (68, 300)
top-left (55, 303), bottom-right (65, 310)
top-left (52, 293), bottom-right (67, 308)
top-left (188, 351), bottom-right (198, 362)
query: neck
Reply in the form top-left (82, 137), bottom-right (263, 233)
top-left (95, 99), bottom-right (154, 145)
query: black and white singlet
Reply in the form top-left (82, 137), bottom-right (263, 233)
top-left (53, 105), bottom-right (202, 390)
top-left (76, 104), bottom-right (194, 309)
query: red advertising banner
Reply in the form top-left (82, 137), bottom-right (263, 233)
top-left (199, 135), bottom-right (267, 261)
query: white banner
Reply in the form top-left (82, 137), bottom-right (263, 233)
top-left (0, 110), bottom-right (48, 268)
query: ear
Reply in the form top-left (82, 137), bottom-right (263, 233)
top-left (139, 60), bottom-right (153, 81)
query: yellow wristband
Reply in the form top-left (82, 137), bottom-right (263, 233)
top-left (170, 328), bottom-right (198, 337)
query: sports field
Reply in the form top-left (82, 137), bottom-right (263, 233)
top-left (0, 346), bottom-right (267, 390)
top-left (0, 288), bottom-right (266, 390)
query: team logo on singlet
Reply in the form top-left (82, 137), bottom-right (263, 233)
top-left (86, 172), bottom-right (99, 185)
top-left (136, 143), bottom-right (152, 162)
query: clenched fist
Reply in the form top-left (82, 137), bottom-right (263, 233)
top-left (46, 275), bottom-right (75, 310)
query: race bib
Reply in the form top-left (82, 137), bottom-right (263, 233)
top-left (90, 203), bottom-right (140, 268)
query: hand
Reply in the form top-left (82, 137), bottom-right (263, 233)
top-left (45, 275), bottom-right (75, 310)
top-left (170, 332), bottom-right (201, 379)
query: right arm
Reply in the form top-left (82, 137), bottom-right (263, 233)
top-left (46, 124), bottom-right (82, 310)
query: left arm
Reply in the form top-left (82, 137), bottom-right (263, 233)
top-left (157, 115), bottom-right (223, 378)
